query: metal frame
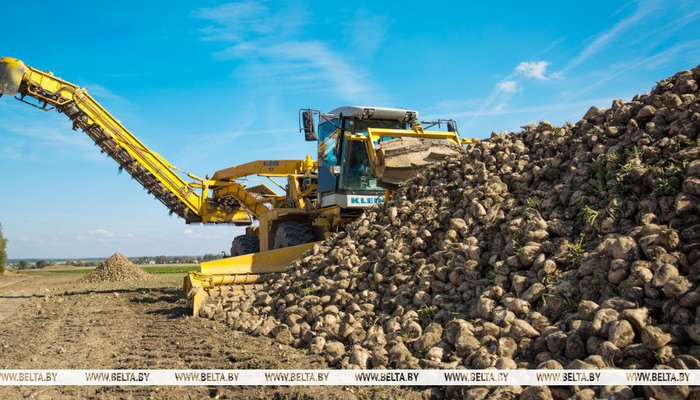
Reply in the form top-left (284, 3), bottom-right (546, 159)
top-left (344, 122), bottom-right (479, 175)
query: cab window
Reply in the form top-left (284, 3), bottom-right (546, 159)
top-left (337, 119), bottom-right (408, 192)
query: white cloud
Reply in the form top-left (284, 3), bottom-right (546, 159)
top-left (605, 1), bottom-right (636, 21)
top-left (428, 99), bottom-right (482, 111)
top-left (493, 103), bottom-right (507, 113)
top-left (85, 229), bottom-right (134, 239)
top-left (449, 97), bottom-right (618, 119)
top-left (560, 38), bottom-right (700, 104)
top-left (530, 37), bottom-right (567, 60)
top-left (465, 57), bottom-right (550, 128)
top-left (342, 4), bottom-right (390, 59)
top-left (83, 83), bottom-right (131, 105)
top-left (194, 1), bottom-right (305, 39)
top-left (194, 1), bottom-right (384, 103)
top-left (219, 40), bottom-right (372, 99)
top-left (497, 81), bottom-right (518, 93)
top-left (629, 10), bottom-right (700, 46)
top-left (195, 1), bottom-right (267, 26)
top-left (463, 79), bottom-right (519, 129)
top-left (0, 101), bottom-right (110, 163)
top-left (563, 0), bottom-right (659, 72)
top-left (183, 229), bottom-right (198, 237)
top-left (530, 38), bottom-right (700, 125)
top-left (515, 61), bottom-right (550, 80)
top-left (183, 228), bottom-right (229, 240)
top-left (87, 229), bottom-right (114, 238)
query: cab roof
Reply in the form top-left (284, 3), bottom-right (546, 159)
top-left (325, 106), bottom-right (418, 122)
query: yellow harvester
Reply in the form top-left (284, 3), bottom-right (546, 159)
top-left (0, 57), bottom-right (478, 315)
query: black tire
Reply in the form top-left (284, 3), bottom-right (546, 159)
top-left (273, 221), bottom-right (315, 249)
top-left (230, 234), bottom-right (260, 257)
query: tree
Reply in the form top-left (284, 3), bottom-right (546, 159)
top-left (35, 259), bottom-right (48, 269)
top-left (18, 260), bottom-right (29, 269)
top-left (202, 253), bottom-right (219, 261)
top-left (0, 223), bottom-right (6, 274)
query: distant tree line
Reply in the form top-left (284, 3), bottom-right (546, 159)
top-left (68, 260), bottom-right (99, 267)
top-left (16, 259), bottom-right (58, 269)
top-left (130, 254), bottom-right (223, 264)
top-left (7, 253), bottom-right (224, 270)
top-left (14, 259), bottom-right (100, 269)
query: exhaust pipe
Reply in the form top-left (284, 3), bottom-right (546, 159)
top-left (0, 57), bottom-right (26, 95)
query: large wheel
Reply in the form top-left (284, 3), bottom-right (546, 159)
top-left (273, 221), bottom-right (315, 249)
top-left (230, 234), bottom-right (260, 257)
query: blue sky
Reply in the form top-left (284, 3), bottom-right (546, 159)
top-left (1, 0), bottom-right (699, 259)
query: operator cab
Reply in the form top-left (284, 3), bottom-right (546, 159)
top-left (301, 106), bottom-right (418, 208)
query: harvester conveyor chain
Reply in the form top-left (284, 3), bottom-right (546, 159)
top-left (26, 84), bottom-right (202, 223)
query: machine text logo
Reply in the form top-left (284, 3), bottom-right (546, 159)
top-left (350, 196), bottom-right (384, 205)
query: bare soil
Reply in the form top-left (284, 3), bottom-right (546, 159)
top-left (0, 272), bottom-right (421, 399)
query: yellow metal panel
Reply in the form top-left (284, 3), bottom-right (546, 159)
top-left (183, 273), bottom-right (270, 316)
top-left (367, 127), bottom-right (462, 144)
top-left (212, 181), bottom-right (274, 219)
top-left (200, 241), bottom-right (317, 275)
top-left (346, 127), bottom-right (479, 147)
top-left (213, 158), bottom-right (317, 181)
top-left (259, 212), bottom-right (271, 252)
top-left (344, 127), bottom-right (479, 180)
top-left (184, 241), bottom-right (318, 316)
top-left (183, 273), bottom-right (206, 316)
top-left (200, 208), bottom-right (252, 224)
top-left (192, 273), bottom-right (267, 288)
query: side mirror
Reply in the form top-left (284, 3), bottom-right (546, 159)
top-left (447, 120), bottom-right (457, 133)
top-left (302, 110), bottom-right (317, 141)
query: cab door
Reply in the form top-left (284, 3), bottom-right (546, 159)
top-left (317, 119), bottom-right (339, 195)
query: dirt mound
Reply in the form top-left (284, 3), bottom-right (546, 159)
top-left (77, 253), bottom-right (152, 283)
top-left (202, 65), bottom-right (700, 397)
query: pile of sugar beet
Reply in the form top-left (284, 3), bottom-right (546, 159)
top-left (201, 66), bottom-right (700, 398)
top-left (77, 253), bottom-right (152, 283)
